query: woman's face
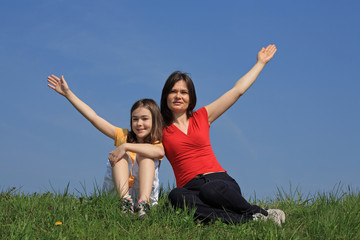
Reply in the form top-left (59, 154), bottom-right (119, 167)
top-left (131, 106), bottom-right (152, 143)
top-left (167, 80), bottom-right (190, 114)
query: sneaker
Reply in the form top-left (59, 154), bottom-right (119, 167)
top-left (120, 197), bottom-right (134, 215)
top-left (252, 209), bottom-right (285, 227)
top-left (136, 200), bottom-right (150, 218)
top-left (252, 212), bottom-right (267, 222)
top-left (267, 209), bottom-right (285, 226)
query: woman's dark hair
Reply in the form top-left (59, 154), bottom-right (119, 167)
top-left (160, 71), bottom-right (197, 126)
top-left (127, 99), bottom-right (164, 144)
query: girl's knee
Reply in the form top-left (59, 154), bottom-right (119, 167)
top-left (136, 155), bottom-right (155, 162)
top-left (137, 156), bottom-right (155, 171)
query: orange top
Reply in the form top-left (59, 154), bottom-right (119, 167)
top-left (114, 127), bottom-right (163, 188)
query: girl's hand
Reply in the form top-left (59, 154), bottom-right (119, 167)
top-left (257, 44), bottom-right (277, 65)
top-left (108, 144), bottom-right (127, 167)
top-left (47, 75), bottom-right (70, 96)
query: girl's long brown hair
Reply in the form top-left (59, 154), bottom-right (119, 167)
top-left (127, 99), bottom-right (164, 143)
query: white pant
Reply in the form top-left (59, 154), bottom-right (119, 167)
top-left (102, 155), bottom-right (160, 206)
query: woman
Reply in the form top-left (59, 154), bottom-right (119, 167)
top-left (160, 44), bottom-right (285, 225)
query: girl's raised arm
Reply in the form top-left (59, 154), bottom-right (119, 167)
top-left (47, 75), bottom-right (116, 139)
top-left (205, 44), bottom-right (277, 124)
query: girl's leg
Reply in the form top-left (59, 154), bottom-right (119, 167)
top-left (103, 161), bottom-right (115, 193)
top-left (112, 157), bottom-right (130, 198)
top-left (137, 155), bottom-right (155, 202)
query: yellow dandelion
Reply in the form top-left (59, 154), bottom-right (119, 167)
top-left (55, 221), bottom-right (63, 226)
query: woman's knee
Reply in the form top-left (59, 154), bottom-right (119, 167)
top-left (168, 188), bottom-right (184, 205)
top-left (168, 187), bottom-right (199, 209)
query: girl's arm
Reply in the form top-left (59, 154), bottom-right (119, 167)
top-left (47, 75), bottom-right (116, 139)
top-left (205, 44), bottom-right (277, 124)
top-left (108, 143), bottom-right (165, 167)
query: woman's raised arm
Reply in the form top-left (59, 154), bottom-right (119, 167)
top-left (205, 44), bottom-right (277, 124)
top-left (47, 75), bottom-right (116, 139)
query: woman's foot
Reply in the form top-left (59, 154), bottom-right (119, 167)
top-left (267, 209), bottom-right (286, 226)
top-left (252, 209), bottom-right (285, 226)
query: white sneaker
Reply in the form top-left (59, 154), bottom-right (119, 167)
top-left (267, 209), bottom-right (285, 226)
top-left (253, 209), bottom-right (285, 227)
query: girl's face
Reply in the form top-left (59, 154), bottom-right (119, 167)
top-left (167, 80), bottom-right (190, 114)
top-left (131, 106), bottom-right (152, 143)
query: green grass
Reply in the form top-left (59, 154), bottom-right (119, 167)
top-left (1, 185), bottom-right (359, 239)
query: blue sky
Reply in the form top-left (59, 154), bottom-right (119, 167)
top-left (1, 0), bottom-right (359, 200)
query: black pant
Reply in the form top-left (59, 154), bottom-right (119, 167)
top-left (168, 172), bottom-right (268, 223)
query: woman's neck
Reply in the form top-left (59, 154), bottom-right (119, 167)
top-left (172, 111), bottom-right (188, 125)
top-left (172, 112), bottom-right (189, 134)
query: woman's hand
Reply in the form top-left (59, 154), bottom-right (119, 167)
top-left (47, 75), bottom-right (70, 97)
top-left (205, 44), bottom-right (277, 124)
top-left (257, 44), bottom-right (277, 65)
top-left (108, 144), bottom-right (127, 167)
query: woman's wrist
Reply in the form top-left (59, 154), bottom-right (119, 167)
top-left (63, 89), bottom-right (72, 98)
top-left (255, 60), bottom-right (266, 68)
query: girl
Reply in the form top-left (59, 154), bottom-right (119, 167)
top-left (47, 75), bottom-right (164, 217)
top-left (159, 44), bottom-right (286, 225)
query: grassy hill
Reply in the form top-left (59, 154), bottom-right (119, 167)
top-left (1, 185), bottom-right (359, 239)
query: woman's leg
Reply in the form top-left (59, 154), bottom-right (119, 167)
top-left (137, 155), bottom-right (155, 202)
top-left (199, 179), bottom-right (267, 216)
top-left (112, 157), bottom-right (130, 198)
top-left (198, 173), bottom-right (284, 225)
top-left (168, 177), bottom-right (254, 223)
